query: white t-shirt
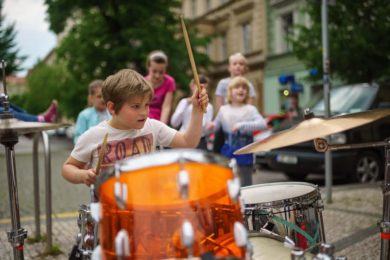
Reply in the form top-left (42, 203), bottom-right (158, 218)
top-left (170, 99), bottom-right (213, 137)
top-left (214, 104), bottom-right (266, 134)
top-left (71, 118), bottom-right (177, 168)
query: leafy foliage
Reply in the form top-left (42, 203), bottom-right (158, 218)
top-left (12, 61), bottom-right (83, 118)
top-left (44, 0), bottom-right (210, 119)
top-left (291, 0), bottom-right (390, 83)
top-left (0, 0), bottom-right (26, 75)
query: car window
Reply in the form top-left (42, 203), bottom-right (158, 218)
top-left (311, 83), bottom-right (377, 115)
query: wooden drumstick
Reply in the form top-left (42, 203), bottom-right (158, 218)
top-left (95, 132), bottom-right (108, 176)
top-left (180, 15), bottom-right (207, 113)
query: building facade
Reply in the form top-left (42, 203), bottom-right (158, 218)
top-left (182, 0), bottom-right (319, 115)
top-left (264, 0), bottom-right (314, 115)
top-left (181, 0), bottom-right (267, 111)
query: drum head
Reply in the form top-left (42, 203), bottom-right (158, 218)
top-left (241, 182), bottom-right (319, 207)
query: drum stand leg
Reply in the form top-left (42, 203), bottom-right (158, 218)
top-left (380, 139), bottom-right (390, 260)
top-left (1, 132), bottom-right (28, 260)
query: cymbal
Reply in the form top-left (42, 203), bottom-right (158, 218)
top-left (0, 118), bottom-right (70, 136)
top-left (235, 108), bottom-right (390, 154)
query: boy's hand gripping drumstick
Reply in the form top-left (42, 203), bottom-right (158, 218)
top-left (180, 15), bottom-right (207, 113)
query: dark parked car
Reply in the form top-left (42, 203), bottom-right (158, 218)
top-left (263, 82), bottom-right (390, 183)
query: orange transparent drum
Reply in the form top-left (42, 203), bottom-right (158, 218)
top-left (95, 149), bottom-right (245, 260)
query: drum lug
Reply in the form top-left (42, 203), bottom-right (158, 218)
top-left (316, 199), bottom-right (324, 211)
top-left (177, 169), bottom-right (190, 199)
top-left (290, 248), bottom-right (305, 260)
top-left (229, 158), bottom-right (239, 176)
top-left (115, 229), bottom-right (130, 258)
top-left (227, 177), bottom-right (241, 202)
top-left (181, 220), bottom-right (194, 257)
top-left (234, 222), bottom-right (253, 260)
top-left (91, 245), bottom-right (102, 260)
top-left (90, 202), bottom-right (101, 222)
top-left (313, 243), bottom-right (335, 259)
top-left (284, 236), bottom-right (296, 248)
top-left (234, 221), bottom-right (248, 247)
top-left (239, 196), bottom-right (246, 214)
top-left (114, 182), bottom-right (128, 209)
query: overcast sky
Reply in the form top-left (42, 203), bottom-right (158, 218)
top-left (3, 0), bottom-right (56, 76)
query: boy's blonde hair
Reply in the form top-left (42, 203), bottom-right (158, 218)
top-left (102, 69), bottom-right (154, 113)
top-left (229, 52), bottom-right (247, 65)
top-left (226, 76), bottom-right (250, 104)
top-left (88, 80), bottom-right (103, 95)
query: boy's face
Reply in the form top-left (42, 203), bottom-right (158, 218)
top-left (148, 61), bottom-right (166, 86)
top-left (90, 87), bottom-right (106, 112)
top-left (109, 95), bottom-right (150, 130)
top-left (231, 84), bottom-right (248, 103)
top-left (228, 58), bottom-right (247, 77)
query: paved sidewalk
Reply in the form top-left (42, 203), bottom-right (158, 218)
top-left (0, 182), bottom-right (382, 259)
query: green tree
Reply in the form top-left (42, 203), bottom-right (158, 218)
top-left (44, 0), bottom-right (210, 110)
top-left (291, 0), bottom-right (390, 83)
top-left (24, 61), bottom-right (82, 117)
top-left (0, 0), bottom-right (26, 75)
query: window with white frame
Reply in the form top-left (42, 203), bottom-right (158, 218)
top-left (219, 33), bottom-right (227, 61)
top-left (280, 11), bottom-right (294, 53)
top-left (242, 22), bottom-right (252, 54)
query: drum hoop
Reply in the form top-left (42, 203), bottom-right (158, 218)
top-left (241, 182), bottom-right (320, 209)
top-left (119, 149), bottom-right (230, 172)
top-left (94, 149), bottom-right (232, 196)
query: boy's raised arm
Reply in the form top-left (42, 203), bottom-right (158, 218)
top-left (170, 87), bottom-right (208, 148)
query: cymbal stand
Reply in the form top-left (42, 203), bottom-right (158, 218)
top-left (380, 139), bottom-right (390, 260)
top-left (313, 137), bottom-right (390, 260)
top-left (0, 60), bottom-right (27, 260)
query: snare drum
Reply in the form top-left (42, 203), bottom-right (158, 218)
top-left (241, 182), bottom-right (325, 251)
top-left (95, 149), bottom-right (246, 259)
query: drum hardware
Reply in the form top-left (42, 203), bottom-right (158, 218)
top-left (181, 220), bottom-right (195, 258)
top-left (241, 182), bottom-right (326, 253)
top-left (115, 229), bottom-right (130, 258)
top-left (234, 222), bottom-right (252, 260)
top-left (312, 243), bottom-right (347, 260)
top-left (93, 149), bottom-right (246, 259)
top-left (1, 60), bottom-right (68, 259)
top-left (227, 177), bottom-right (241, 202)
top-left (291, 248), bottom-right (305, 260)
top-left (91, 245), bottom-right (102, 260)
top-left (235, 108), bottom-right (390, 154)
top-left (114, 164), bottom-right (128, 209)
top-left (311, 137), bottom-right (390, 260)
top-left (177, 168), bottom-right (190, 199)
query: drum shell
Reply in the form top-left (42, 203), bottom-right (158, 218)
top-left (96, 150), bottom-right (245, 259)
top-left (241, 182), bottom-right (325, 252)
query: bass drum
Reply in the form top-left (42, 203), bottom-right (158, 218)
top-left (250, 233), bottom-right (314, 260)
top-left (95, 149), bottom-right (246, 260)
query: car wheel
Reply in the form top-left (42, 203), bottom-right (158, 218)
top-left (353, 151), bottom-right (382, 183)
top-left (284, 172), bottom-right (308, 181)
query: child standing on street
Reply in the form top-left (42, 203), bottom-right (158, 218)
top-left (73, 80), bottom-right (111, 143)
top-left (145, 50), bottom-right (176, 124)
top-left (170, 75), bottom-right (213, 150)
top-left (62, 69), bottom-right (208, 186)
top-left (207, 76), bottom-right (266, 186)
top-left (213, 52), bottom-right (257, 153)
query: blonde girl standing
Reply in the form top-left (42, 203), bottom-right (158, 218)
top-left (207, 76), bottom-right (266, 186)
